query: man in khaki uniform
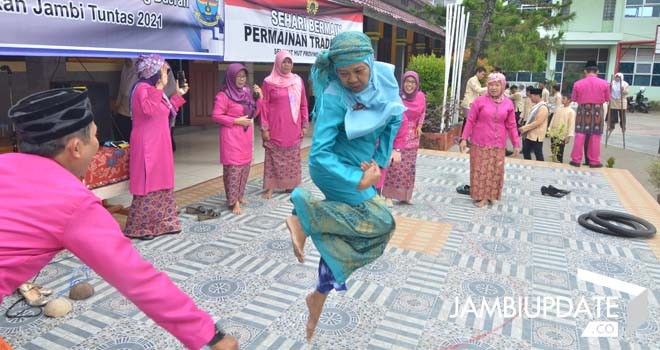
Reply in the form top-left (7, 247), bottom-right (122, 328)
top-left (519, 87), bottom-right (548, 161)
top-left (539, 80), bottom-right (550, 103)
top-left (509, 85), bottom-right (524, 120)
top-left (461, 67), bottom-right (487, 129)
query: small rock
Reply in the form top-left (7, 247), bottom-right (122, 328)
top-left (69, 282), bottom-right (94, 300)
top-left (44, 298), bottom-right (72, 317)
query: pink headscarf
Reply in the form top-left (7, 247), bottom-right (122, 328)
top-left (264, 50), bottom-right (303, 123)
top-left (400, 70), bottom-right (426, 123)
top-left (400, 71), bottom-right (421, 102)
top-left (487, 72), bottom-right (506, 103)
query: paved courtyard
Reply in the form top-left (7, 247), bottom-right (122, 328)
top-left (1, 151), bottom-right (659, 350)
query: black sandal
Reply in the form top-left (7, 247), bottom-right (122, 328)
top-left (548, 185), bottom-right (570, 195)
top-left (198, 208), bottom-right (221, 221)
top-left (456, 184), bottom-right (470, 195)
top-left (136, 235), bottom-right (155, 241)
top-left (184, 205), bottom-right (206, 215)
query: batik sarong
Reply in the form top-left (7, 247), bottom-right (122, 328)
top-left (124, 189), bottom-right (181, 238)
top-left (263, 141), bottom-right (301, 190)
top-left (469, 145), bottom-right (506, 201)
top-left (575, 103), bottom-right (604, 135)
top-left (382, 148), bottom-right (418, 202)
top-left (223, 164), bottom-right (250, 207)
top-left (290, 188), bottom-right (395, 289)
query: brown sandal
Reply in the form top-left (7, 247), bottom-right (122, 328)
top-left (27, 282), bottom-right (53, 296)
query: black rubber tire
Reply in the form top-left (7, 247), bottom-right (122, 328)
top-left (589, 210), bottom-right (656, 238)
top-left (577, 213), bottom-right (646, 237)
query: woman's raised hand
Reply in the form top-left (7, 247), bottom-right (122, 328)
top-left (176, 80), bottom-right (189, 96)
top-left (252, 84), bottom-right (262, 99)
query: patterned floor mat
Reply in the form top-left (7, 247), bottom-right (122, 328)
top-left (1, 153), bottom-right (659, 350)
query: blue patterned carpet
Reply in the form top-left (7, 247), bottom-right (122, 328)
top-left (1, 153), bottom-right (659, 350)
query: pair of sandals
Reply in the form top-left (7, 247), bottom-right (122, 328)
top-left (541, 185), bottom-right (571, 198)
top-left (18, 282), bottom-right (53, 307)
top-left (185, 205), bottom-right (222, 221)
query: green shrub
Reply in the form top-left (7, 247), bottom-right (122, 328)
top-left (649, 100), bottom-right (660, 112)
top-left (606, 157), bottom-right (615, 168)
top-left (648, 160), bottom-right (660, 190)
top-left (547, 124), bottom-right (567, 162)
top-left (405, 54), bottom-right (446, 132)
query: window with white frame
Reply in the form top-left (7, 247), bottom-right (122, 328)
top-left (507, 0), bottom-right (554, 15)
top-left (619, 47), bottom-right (660, 87)
top-left (625, 0), bottom-right (660, 17)
top-left (603, 0), bottom-right (616, 20)
top-left (504, 71), bottom-right (547, 86)
top-left (554, 48), bottom-right (610, 91)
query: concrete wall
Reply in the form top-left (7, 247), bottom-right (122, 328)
top-left (620, 17), bottom-right (658, 41)
top-left (555, 0), bottom-right (660, 103)
top-left (563, 0), bottom-right (606, 32)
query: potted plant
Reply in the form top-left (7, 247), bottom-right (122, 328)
top-left (546, 124), bottom-right (567, 163)
top-left (647, 159), bottom-right (660, 203)
top-left (405, 54), bottom-right (458, 151)
top-left (606, 157), bottom-right (616, 168)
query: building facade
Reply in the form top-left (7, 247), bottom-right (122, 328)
top-left (549, 0), bottom-right (659, 100)
top-left (0, 0), bottom-right (445, 143)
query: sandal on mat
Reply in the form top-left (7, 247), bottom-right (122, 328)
top-left (18, 283), bottom-right (49, 307)
top-left (184, 205), bottom-right (207, 215)
top-left (198, 208), bottom-right (221, 221)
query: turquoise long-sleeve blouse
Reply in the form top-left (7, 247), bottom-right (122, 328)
top-left (309, 82), bottom-right (403, 206)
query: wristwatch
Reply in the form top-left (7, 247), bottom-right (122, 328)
top-left (207, 325), bottom-right (226, 347)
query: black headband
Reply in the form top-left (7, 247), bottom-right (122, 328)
top-left (528, 88), bottom-right (543, 96)
top-left (8, 88), bottom-right (94, 144)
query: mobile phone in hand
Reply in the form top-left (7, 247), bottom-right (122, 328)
top-left (243, 115), bottom-right (253, 132)
top-left (177, 70), bottom-right (186, 89)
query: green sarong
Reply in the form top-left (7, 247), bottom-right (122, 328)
top-left (290, 188), bottom-right (396, 285)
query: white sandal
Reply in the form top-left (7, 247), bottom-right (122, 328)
top-left (18, 283), bottom-right (49, 306)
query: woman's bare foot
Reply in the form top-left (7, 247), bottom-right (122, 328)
top-left (305, 291), bottom-right (328, 343)
top-left (262, 190), bottom-right (272, 199)
top-left (286, 216), bottom-right (306, 263)
top-left (240, 197), bottom-right (248, 204)
top-left (231, 203), bottom-right (242, 215)
top-left (474, 199), bottom-right (488, 208)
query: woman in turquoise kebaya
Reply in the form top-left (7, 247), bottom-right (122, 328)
top-left (285, 31), bottom-right (404, 342)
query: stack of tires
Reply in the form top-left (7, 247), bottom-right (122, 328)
top-left (578, 210), bottom-right (656, 238)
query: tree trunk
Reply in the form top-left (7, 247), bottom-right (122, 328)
top-left (460, 0), bottom-right (496, 98)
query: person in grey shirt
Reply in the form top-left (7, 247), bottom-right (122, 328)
top-left (112, 58), bottom-right (137, 141)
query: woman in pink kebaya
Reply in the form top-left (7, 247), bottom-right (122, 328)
top-left (211, 63), bottom-right (262, 215)
top-left (260, 50), bottom-right (309, 199)
top-left (381, 71), bottom-right (426, 205)
top-left (460, 72), bottom-right (520, 207)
